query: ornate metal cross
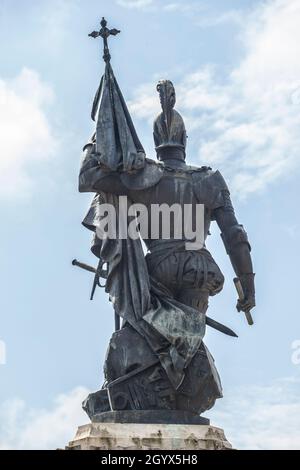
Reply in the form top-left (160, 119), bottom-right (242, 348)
top-left (89, 17), bottom-right (121, 63)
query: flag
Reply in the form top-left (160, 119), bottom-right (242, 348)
top-left (91, 62), bottom-right (146, 172)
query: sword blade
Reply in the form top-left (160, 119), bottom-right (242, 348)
top-left (206, 316), bottom-right (238, 338)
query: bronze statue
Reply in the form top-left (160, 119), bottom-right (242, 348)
top-left (75, 18), bottom-right (255, 425)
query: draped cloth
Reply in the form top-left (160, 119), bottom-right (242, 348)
top-left (83, 192), bottom-right (206, 390)
top-left (91, 62), bottom-right (146, 172)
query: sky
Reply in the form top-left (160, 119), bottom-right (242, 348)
top-left (0, 0), bottom-right (300, 450)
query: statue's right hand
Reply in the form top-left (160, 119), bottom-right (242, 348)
top-left (236, 295), bottom-right (256, 314)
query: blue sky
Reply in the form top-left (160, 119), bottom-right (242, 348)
top-left (0, 0), bottom-right (300, 449)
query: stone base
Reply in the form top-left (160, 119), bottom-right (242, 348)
top-left (67, 422), bottom-right (232, 450)
top-left (92, 410), bottom-right (209, 425)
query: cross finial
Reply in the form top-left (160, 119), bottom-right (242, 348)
top-left (89, 17), bottom-right (121, 63)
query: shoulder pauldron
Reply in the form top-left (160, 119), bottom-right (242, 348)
top-left (192, 169), bottom-right (229, 210)
top-left (120, 159), bottom-right (164, 190)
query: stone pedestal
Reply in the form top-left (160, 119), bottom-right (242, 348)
top-left (67, 422), bottom-right (232, 450)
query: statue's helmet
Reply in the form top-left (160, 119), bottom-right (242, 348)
top-left (153, 80), bottom-right (187, 159)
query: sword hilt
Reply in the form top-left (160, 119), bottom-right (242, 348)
top-left (72, 259), bottom-right (119, 331)
top-left (234, 277), bottom-right (254, 326)
top-left (72, 259), bottom-right (97, 274)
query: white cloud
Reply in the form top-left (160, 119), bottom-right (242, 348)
top-left (195, 9), bottom-right (243, 28)
top-left (163, 2), bottom-right (242, 27)
top-left (283, 224), bottom-right (299, 240)
top-left (117, 0), bottom-right (243, 26)
top-left (0, 387), bottom-right (89, 450)
top-left (128, 0), bottom-right (300, 197)
top-left (38, 0), bottom-right (79, 49)
top-left (163, 2), bottom-right (201, 13)
top-left (0, 68), bottom-right (58, 200)
top-left (116, 0), bottom-right (154, 9)
top-left (208, 377), bottom-right (300, 450)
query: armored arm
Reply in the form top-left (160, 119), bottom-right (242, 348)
top-left (78, 137), bottom-right (129, 195)
top-left (214, 190), bottom-right (255, 313)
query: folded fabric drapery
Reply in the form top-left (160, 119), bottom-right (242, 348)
top-left (82, 191), bottom-right (207, 390)
top-left (91, 62), bottom-right (146, 172)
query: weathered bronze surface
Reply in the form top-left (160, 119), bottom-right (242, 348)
top-left (89, 17), bottom-right (120, 63)
top-left (75, 18), bottom-right (255, 424)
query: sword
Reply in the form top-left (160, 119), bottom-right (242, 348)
top-left (90, 258), bottom-right (103, 301)
top-left (72, 259), bottom-right (98, 274)
top-left (234, 277), bottom-right (254, 326)
top-left (72, 259), bottom-right (237, 337)
top-left (72, 259), bottom-right (120, 331)
top-left (72, 259), bottom-right (106, 300)
top-left (206, 316), bottom-right (238, 338)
